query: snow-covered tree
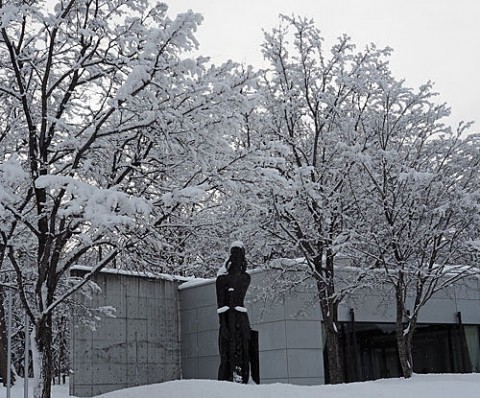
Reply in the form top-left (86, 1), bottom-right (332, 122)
top-left (351, 77), bottom-right (480, 377)
top-left (0, 1), bottom-right (252, 397)
top-left (254, 15), bottom-right (398, 383)
top-left (254, 14), bottom-right (480, 383)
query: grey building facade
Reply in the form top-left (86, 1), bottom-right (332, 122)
top-left (70, 266), bottom-right (480, 396)
top-left (179, 270), bottom-right (325, 384)
top-left (179, 268), bottom-right (480, 383)
top-left (70, 267), bottom-right (183, 397)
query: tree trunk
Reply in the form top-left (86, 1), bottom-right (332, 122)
top-left (0, 287), bottom-right (15, 387)
top-left (395, 286), bottom-right (413, 378)
top-left (317, 280), bottom-right (344, 384)
top-left (395, 325), bottom-right (413, 378)
top-left (323, 322), bottom-right (344, 383)
top-left (33, 314), bottom-right (53, 398)
top-left (0, 288), bottom-right (9, 386)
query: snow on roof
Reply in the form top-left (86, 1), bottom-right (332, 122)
top-left (70, 265), bottom-right (265, 290)
top-left (177, 276), bottom-right (215, 290)
top-left (177, 268), bottom-right (266, 290)
top-left (70, 265), bottom-right (192, 283)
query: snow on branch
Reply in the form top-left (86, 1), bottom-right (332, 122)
top-left (162, 185), bottom-right (208, 207)
top-left (35, 175), bottom-right (151, 226)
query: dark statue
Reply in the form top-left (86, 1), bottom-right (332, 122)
top-left (216, 241), bottom-right (259, 384)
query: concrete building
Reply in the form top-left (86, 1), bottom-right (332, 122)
top-left (179, 268), bottom-right (480, 383)
top-left (69, 267), bottom-right (185, 397)
top-left (179, 269), bottom-right (326, 384)
top-left (70, 266), bottom-right (480, 396)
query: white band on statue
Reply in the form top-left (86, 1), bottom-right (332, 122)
top-left (217, 306), bottom-right (229, 314)
top-left (234, 306), bottom-right (247, 313)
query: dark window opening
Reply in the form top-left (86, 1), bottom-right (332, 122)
top-left (323, 322), bottom-right (479, 383)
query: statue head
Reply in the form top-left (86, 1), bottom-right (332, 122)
top-left (226, 241), bottom-right (246, 274)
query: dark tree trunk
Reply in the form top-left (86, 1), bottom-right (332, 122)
top-left (323, 321), bottom-right (344, 383)
top-left (316, 278), bottom-right (344, 384)
top-left (0, 287), bottom-right (14, 387)
top-left (0, 288), bottom-right (9, 386)
top-left (395, 325), bottom-right (413, 378)
top-left (394, 285), bottom-right (414, 378)
top-left (34, 314), bottom-right (53, 398)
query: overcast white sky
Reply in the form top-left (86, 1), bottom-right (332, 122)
top-left (165, 0), bottom-right (480, 132)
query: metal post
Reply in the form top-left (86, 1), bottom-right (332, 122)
top-left (24, 312), bottom-right (30, 398)
top-left (6, 289), bottom-right (13, 398)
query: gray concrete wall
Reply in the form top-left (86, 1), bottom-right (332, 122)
top-left (179, 268), bottom-right (480, 385)
top-left (179, 270), bottom-right (325, 385)
top-left (69, 265), bottom-right (480, 393)
top-left (337, 269), bottom-right (480, 325)
top-left (70, 269), bottom-right (182, 397)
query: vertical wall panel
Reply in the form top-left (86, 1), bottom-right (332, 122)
top-left (70, 269), bottom-right (182, 397)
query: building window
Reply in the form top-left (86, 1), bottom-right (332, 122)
top-left (465, 325), bottom-right (480, 372)
top-left (324, 322), bottom-right (479, 383)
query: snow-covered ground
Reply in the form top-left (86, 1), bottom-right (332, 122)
top-left (7, 374), bottom-right (480, 398)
